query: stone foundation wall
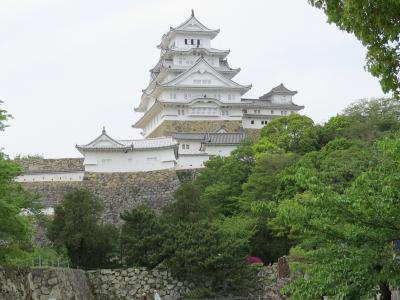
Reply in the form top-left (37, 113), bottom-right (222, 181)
top-left (18, 158), bottom-right (84, 172)
top-left (22, 169), bottom-right (182, 224)
top-left (83, 170), bottom-right (181, 224)
top-left (0, 264), bottom-right (287, 300)
top-left (244, 128), bottom-right (262, 142)
top-left (87, 267), bottom-right (192, 300)
top-left (0, 267), bottom-right (93, 300)
top-left (148, 120), bottom-right (243, 137)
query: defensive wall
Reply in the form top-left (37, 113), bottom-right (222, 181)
top-left (18, 158), bottom-right (199, 224)
top-left (0, 262), bottom-right (289, 300)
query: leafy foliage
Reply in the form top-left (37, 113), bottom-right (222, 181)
top-left (260, 113), bottom-right (320, 154)
top-left (308, 0), bottom-right (400, 97)
top-left (48, 189), bottom-right (118, 269)
top-left (120, 205), bottom-right (164, 268)
top-left (0, 102), bottom-right (36, 264)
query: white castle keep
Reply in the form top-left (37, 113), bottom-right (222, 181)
top-left (17, 11), bottom-right (303, 182)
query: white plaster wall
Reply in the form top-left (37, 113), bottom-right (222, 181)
top-left (173, 34), bottom-right (211, 49)
top-left (271, 95), bottom-right (292, 104)
top-left (178, 140), bottom-right (203, 154)
top-left (16, 172), bottom-right (84, 182)
top-left (242, 117), bottom-right (270, 129)
top-left (204, 145), bottom-right (237, 156)
top-left (83, 148), bottom-right (176, 172)
top-left (175, 154), bottom-right (209, 169)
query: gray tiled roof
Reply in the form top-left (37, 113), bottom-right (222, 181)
top-left (259, 83), bottom-right (297, 99)
top-left (172, 132), bottom-right (246, 145)
top-left (240, 99), bottom-right (304, 110)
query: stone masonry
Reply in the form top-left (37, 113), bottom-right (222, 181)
top-left (147, 120), bottom-right (243, 138)
top-left (22, 169), bottom-right (182, 224)
top-left (0, 263), bottom-right (288, 300)
top-left (0, 267), bottom-right (93, 300)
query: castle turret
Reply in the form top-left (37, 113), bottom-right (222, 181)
top-left (133, 10), bottom-right (251, 137)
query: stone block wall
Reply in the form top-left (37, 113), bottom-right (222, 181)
top-left (0, 264), bottom-right (287, 300)
top-left (148, 120), bottom-right (242, 137)
top-left (0, 267), bottom-right (93, 300)
top-left (18, 158), bottom-right (84, 172)
top-left (87, 267), bottom-right (192, 300)
top-left (82, 170), bottom-right (181, 224)
top-left (22, 169), bottom-right (182, 224)
top-left (22, 181), bottom-right (82, 207)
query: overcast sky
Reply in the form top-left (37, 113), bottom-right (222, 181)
top-left (0, 0), bottom-right (387, 158)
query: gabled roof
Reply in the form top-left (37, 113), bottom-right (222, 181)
top-left (159, 57), bottom-right (251, 93)
top-left (76, 128), bottom-right (178, 152)
top-left (158, 10), bottom-right (220, 49)
top-left (172, 10), bottom-right (216, 32)
top-left (259, 83), bottom-right (298, 100)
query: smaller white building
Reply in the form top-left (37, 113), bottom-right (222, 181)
top-left (75, 127), bottom-right (247, 173)
top-left (172, 129), bottom-right (246, 169)
top-left (76, 128), bottom-right (178, 172)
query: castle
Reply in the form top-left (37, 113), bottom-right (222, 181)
top-left (17, 11), bottom-right (303, 183)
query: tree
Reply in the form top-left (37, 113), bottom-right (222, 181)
top-left (0, 102), bottom-right (35, 264)
top-left (240, 152), bottom-right (299, 263)
top-left (162, 220), bottom-right (255, 294)
top-left (308, 0), bottom-right (400, 96)
top-left (48, 189), bottom-right (118, 269)
top-left (120, 205), bottom-right (165, 268)
top-left (162, 184), bottom-right (209, 223)
top-left (260, 114), bottom-right (320, 154)
top-left (273, 134), bottom-right (400, 299)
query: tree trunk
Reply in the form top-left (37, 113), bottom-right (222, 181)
top-left (380, 282), bottom-right (391, 300)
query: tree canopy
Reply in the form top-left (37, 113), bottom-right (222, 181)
top-left (308, 0), bottom-right (400, 97)
top-left (0, 102), bottom-right (36, 264)
top-left (48, 189), bottom-right (118, 269)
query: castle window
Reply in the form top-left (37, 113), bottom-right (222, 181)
top-left (181, 144), bottom-right (190, 150)
top-left (243, 109), bottom-right (247, 113)
top-left (251, 120), bottom-right (254, 125)
top-left (271, 110), bottom-right (274, 114)
top-left (197, 39), bottom-right (200, 46)
top-left (191, 39), bottom-right (194, 45)
top-left (185, 39), bottom-right (188, 45)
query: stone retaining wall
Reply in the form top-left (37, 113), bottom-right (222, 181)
top-left (22, 169), bottom-right (183, 224)
top-left (148, 120), bottom-right (242, 138)
top-left (87, 267), bottom-right (192, 300)
top-left (18, 158), bottom-right (84, 172)
top-left (0, 267), bottom-right (93, 300)
top-left (0, 264), bottom-right (287, 300)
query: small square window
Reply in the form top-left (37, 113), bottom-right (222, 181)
top-left (251, 120), bottom-right (254, 125)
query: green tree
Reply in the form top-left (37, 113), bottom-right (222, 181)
top-left (48, 189), bottom-right (118, 269)
top-left (194, 141), bottom-right (255, 217)
top-left (308, 0), bottom-right (400, 96)
top-left (162, 184), bottom-right (209, 223)
top-left (240, 152), bottom-right (299, 263)
top-left (260, 114), bottom-right (320, 154)
top-left (163, 220), bottom-right (254, 294)
top-left (274, 134), bottom-right (400, 299)
top-left (120, 205), bottom-right (164, 268)
top-left (320, 98), bottom-right (400, 144)
top-left (0, 102), bottom-right (35, 264)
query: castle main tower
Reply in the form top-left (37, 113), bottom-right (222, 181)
top-left (133, 10), bottom-right (252, 137)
